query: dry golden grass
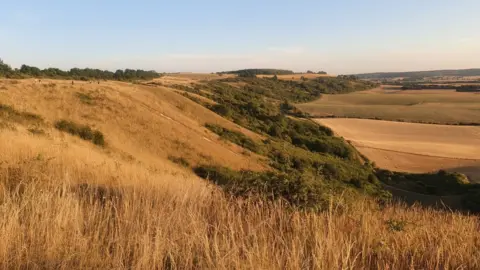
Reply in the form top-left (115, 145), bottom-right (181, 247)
top-left (1, 131), bottom-right (480, 269)
top-left (257, 73), bottom-right (334, 81)
top-left (0, 79), bottom-right (266, 171)
top-left (316, 118), bottom-right (480, 182)
top-left (1, 78), bottom-right (480, 268)
top-left (154, 73), bottom-right (235, 87)
top-left (168, 73), bottom-right (235, 80)
top-left (298, 86), bottom-right (480, 124)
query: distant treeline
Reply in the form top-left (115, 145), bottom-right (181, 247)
top-left (0, 59), bottom-right (160, 81)
top-left (355, 68), bottom-right (480, 79)
top-left (456, 85), bottom-right (480, 92)
top-left (400, 84), bottom-right (456, 90)
top-left (401, 83), bottom-right (480, 92)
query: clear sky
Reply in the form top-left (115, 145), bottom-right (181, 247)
top-left (1, 0), bottom-right (479, 74)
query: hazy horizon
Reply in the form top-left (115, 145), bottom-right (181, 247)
top-left (1, 0), bottom-right (479, 74)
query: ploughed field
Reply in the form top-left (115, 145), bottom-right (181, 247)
top-left (316, 118), bottom-right (480, 182)
top-left (299, 86), bottom-right (480, 125)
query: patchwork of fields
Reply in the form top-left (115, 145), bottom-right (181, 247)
top-left (316, 118), bottom-right (480, 182)
top-left (299, 86), bottom-right (480, 124)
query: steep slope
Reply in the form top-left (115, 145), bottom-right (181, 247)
top-left (0, 78), bottom-right (267, 172)
top-left (1, 76), bottom-right (480, 268)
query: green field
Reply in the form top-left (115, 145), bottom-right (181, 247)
top-left (297, 87), bottom-right (480, 124)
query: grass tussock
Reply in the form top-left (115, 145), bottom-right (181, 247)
top-left (54, 120), bottom-right (105, 146)
top-left (75, 91), bottom-right (95, 105)
top-left (168, 155), bottom-right (191, 167)
top-left (0, 103), bottom-right (43, 124)
top-left (0, 132), bottom-right (479, 269)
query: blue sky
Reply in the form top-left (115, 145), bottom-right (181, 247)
top-left (1, 0), bottom-right (479, 74)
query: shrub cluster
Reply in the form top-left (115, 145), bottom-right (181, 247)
top-left (205, 123), bottom-right (261, 153)
top-left (377, 169), bottom-right (476, 196)
top-left (54, 120), bottom-right (105, 146)
top-left (0, 103), bottom-right (43, 123)
top-left (194, 165), bottom-right (331, 209)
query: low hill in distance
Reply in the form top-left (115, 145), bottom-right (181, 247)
top-left (355, 68), bottom-right (480, 79)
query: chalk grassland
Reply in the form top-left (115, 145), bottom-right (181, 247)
top-left (0, 79), bottom-right (266, 171)
top-left (0, 78), bottom-right (479, 268)
top-left (298, 86), bottom-right (480, 124)
top-left (157, 73), bottom-right (236, 86)
top-left (316, 118), bottom-right (480, 182)
top-left (1, 131), bottom-right (479, 269)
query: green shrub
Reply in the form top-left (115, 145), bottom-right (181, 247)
top-left (186, 77), bottom-right (386, 206)
top-left (55, 120), bottom-right (105, 146)
top-left (168, 156), bottom-right (190, 167)
top-left (385, 219), bottom-right (407, 232)
top-left (376, 169), bottom-right (474, 196)
top-left (27, 127), bottom-right (45, 135)
top-left (205, 123), bottom-right (261, 153)
top-left (194, 165), bottom-right (331, 209)
top-left (0, 103), bottom-right (43, 123)
top-left (76, 92), bottom-right (95, 105)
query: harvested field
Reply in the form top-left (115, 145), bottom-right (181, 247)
top-left (316, 118), bottom-right (480, 182)
top-left (299, 86), bottom-right (480, 124)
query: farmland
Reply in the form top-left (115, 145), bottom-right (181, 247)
top-left (298, 86), bottom-right (480, 125)
top-left (316, 118), bottom-right (480, 182)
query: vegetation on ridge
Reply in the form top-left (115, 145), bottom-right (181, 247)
top-left (0, 74), bottom-right (479, 268)
top-left (0, 58), bottom-right (160, 81)
top-left (185, 76), bottom-right (389, 206)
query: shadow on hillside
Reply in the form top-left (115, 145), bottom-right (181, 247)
top-left (383, 184), bottom-right (464, 211)
top-left (448, 165), bottom-right (480, 184)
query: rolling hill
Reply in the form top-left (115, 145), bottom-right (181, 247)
top-left (0, 73), bottom-right (479, 268)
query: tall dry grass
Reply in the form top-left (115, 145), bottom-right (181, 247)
top-left (0, 131), bottom-right (479, 269)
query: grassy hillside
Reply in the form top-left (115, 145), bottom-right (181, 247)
top-left (0, 75), bottom-right (480, 268)
top-left (1, 121), bottom-right (480, 268)
top-left (169, 76), bottom-right (389, 206)
top-left (218, 69), bottom-right (294, 76)
top-left (0, 78), bottom-right (266, 171)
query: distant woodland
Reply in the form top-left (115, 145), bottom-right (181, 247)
top-left (400, 83), bottom-right (480, 92)
top-left (0, 59), bottom-right (160, 81)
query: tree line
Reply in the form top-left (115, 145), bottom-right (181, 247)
top-left (401, 83), bottom-right (480, 92)
top-left (0, 59), bottom-right (160, 81)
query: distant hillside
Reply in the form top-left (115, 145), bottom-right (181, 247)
top-left (218, 69), bottom-right (294, 76)
top-left (354, 69), bottom-right (480, 79)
